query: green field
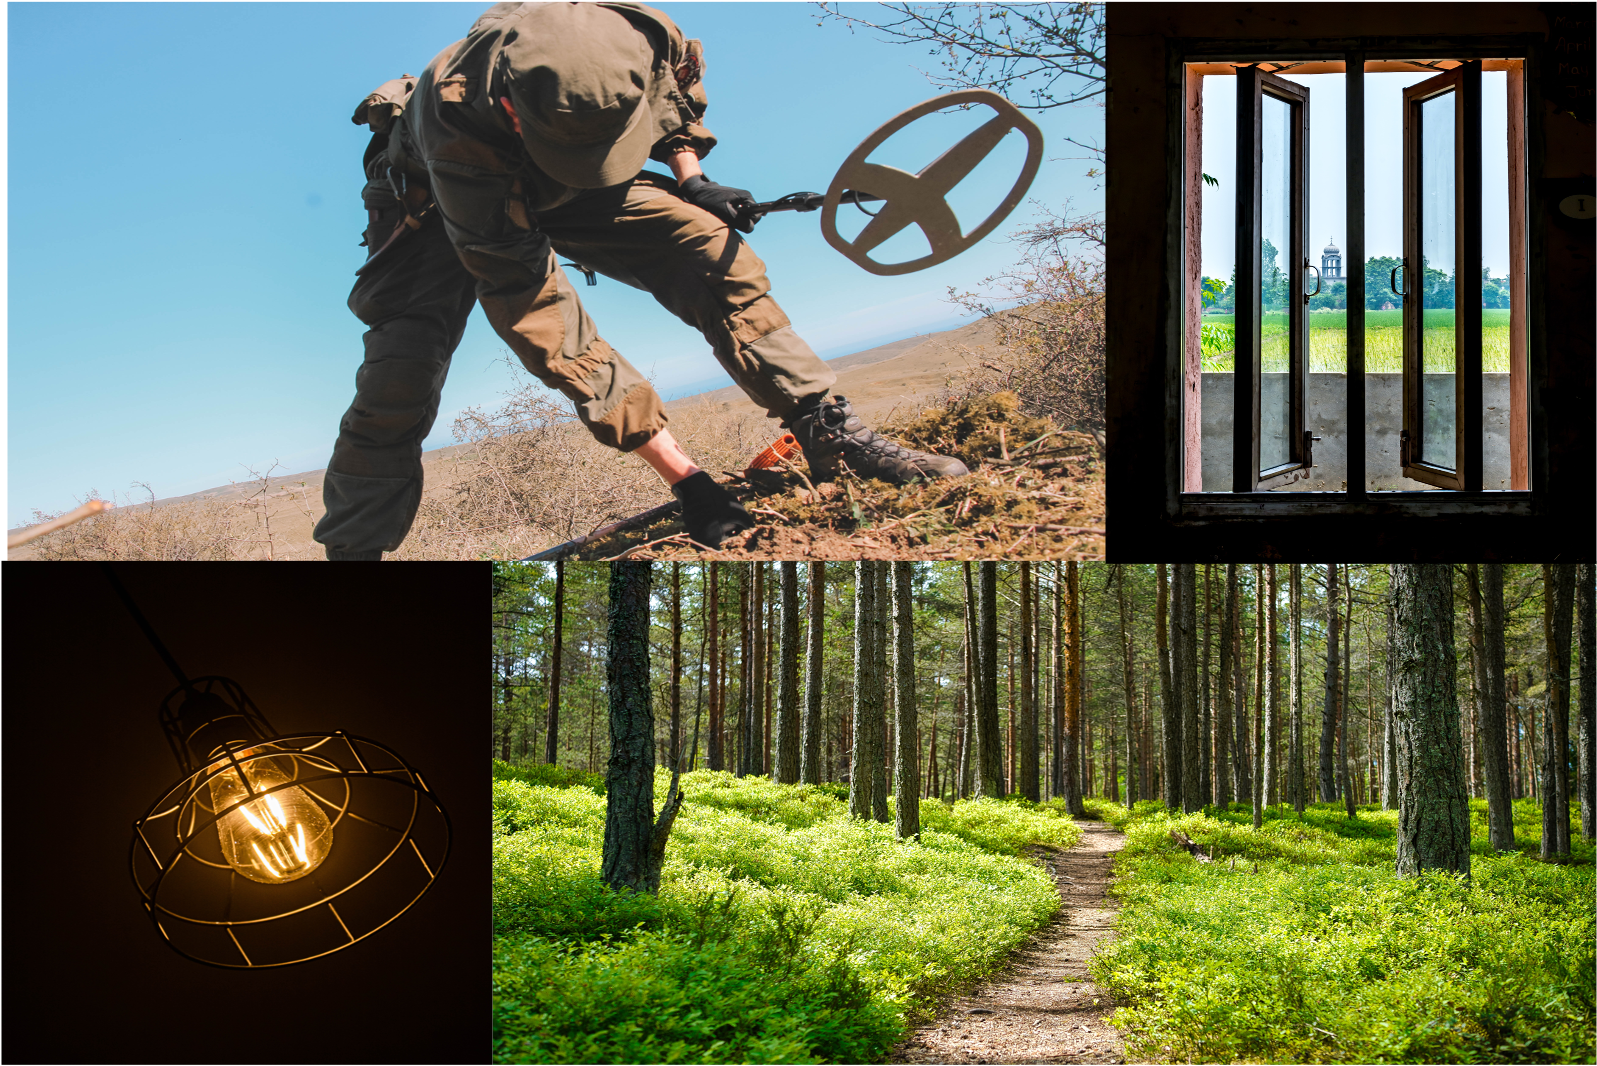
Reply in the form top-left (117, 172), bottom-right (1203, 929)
top-left (1200, 310), bottom-right (1512, 373)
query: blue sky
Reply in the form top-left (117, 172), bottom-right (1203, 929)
top-left (1200, 69), bottom-right (1511, 282)
top-left (7, 2), bottom-right (1102, 526)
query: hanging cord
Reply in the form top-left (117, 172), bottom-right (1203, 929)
top-left (100, 564), bottom-right (195, 694)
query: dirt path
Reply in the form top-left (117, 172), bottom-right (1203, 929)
top-left (892, 820), bottom-right (1127, 1065)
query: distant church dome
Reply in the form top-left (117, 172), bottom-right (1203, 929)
top-left (1320, 237), bottom-right (1343, 282)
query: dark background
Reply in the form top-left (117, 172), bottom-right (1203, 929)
top-left (3, 563), bottom-right (488, 1064)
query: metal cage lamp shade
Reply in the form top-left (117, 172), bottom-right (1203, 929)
top-left (110, 571), bottom-right (451, 969)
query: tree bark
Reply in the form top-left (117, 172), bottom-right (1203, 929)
top-left (1053, 562), bottom-right (1066, 799)
top-left (706, 563), bottom-right (722, 771)
top-left (1319, 563), bottom-right (1340, 802)
top-left (1201, 563), bottom-right (1213, 807)
top-left (774, 562), bottom-right (801, 784)
top-left (1217, 564), bottom-right (1235, 808)
top-left (850, 562), bottom-right (879, 818)
top-left (1157, 563), bottom-right (1180, 809)
top-left (1020, 561), bottom-right (1040, 801)
top-left (1477, 564), bottom-right (1515, 849)
top-left (1117, 566), bottom-right (1138, 809)
top-left (1290, 563), bottom-right (1305, 815)
top-left (976, 562), bottom-right (1006, 798)
top-left (1263, 563), bottom-right (1279, 810)
top-left (601, 561), bottom-right (682, 894)
top-left (801, 562), bottom-right (825, 785)
top-left (545, 559), bottom-right (565, 764)
top-left (1542, 563), bottom-right (1576, 858)
top-left (1063, 562), bottom-right (1084, 814)
top-left (670, 563), bottom-right (682, 771)
top-left (1233, 567), bottom-right (1252, 804)
top-left (1178, 563), bottom-right (1201, 813)
top-left (1384, 590), bottom-right (1398, 808)
top-left (872, 561), bottom-right (891, 822)
top-left (1341, 577), bottom-right (1355, 819)
top-left (1579, 563), bottom-right (1595, 841)
top-left (893, 562), bottom-right (921, 839)
top-left (1253, 564), bottom-right (1265, 829)
top-left (1390, 564), bottom-right (1471, 877)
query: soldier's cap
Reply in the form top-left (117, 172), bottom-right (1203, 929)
top-left (500, 4), bottom-right (657, 189)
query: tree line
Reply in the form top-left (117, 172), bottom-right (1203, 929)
top-left (492, 562), bottom-right (1594, 878)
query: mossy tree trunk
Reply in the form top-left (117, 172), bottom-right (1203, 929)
top-left (1390, 564), bottom-right (1470, 877)
top-left (893, 562), bottom-right (920, 839)
top-left (602, 561), bottom-right (683, 895)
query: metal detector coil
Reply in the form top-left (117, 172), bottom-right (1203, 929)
top-left (820, 89), bottom-right (1044, 276)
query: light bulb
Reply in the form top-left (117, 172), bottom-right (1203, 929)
top-left (206, 751), bottom-right (334, 884)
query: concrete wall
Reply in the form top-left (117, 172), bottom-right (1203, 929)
top-left (1199, 373), bottom-right (1512, 491)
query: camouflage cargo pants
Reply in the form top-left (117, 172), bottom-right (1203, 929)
top-left (313, 173), bottom-right (836, 558)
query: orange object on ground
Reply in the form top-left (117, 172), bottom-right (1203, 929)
top-left (746, 433), bottom-right (801, 472)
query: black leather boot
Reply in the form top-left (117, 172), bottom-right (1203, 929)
top-left (784, 395), bottom-right (969, 484)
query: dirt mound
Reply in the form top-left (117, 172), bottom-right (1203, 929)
top-left (542, 393), bottom-right (1105, 561)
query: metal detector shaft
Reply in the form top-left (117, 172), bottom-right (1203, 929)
top-left (745, 189), bottom-right (884, 219)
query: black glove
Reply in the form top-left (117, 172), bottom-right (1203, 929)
top-left (671, 471), bottom-right (753, 548)
top-left (678, 174), bottom-right (759, 233)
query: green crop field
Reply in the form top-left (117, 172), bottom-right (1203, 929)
top-left (1199, 310), bottom-right (1512, 373)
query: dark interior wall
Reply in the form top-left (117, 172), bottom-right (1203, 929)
top-left (2, 563), bottom-right (489, 1065)
top-left (1105, 2), bottom-right (1594, 561)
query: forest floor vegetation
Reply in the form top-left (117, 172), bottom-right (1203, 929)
top-left (491, 761), bottom-right (1083, 1064)
top-left (1082, 796), bottom-right (1595, 1064)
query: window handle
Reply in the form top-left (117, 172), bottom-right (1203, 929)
top-left (1400, 429), bottom-right (1412, 466)
top-left (1390, 258), bottom-right (1411, 298)
top-left (1304, 430), bottom-right (1321, 465)
top-left (1304, 261), bottom-right (1322, 299)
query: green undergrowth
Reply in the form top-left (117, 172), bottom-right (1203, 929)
top-left (1085, 796), bottom-right (1595, 1064)
top-left (492, 762), bottom-right (1081, 1063)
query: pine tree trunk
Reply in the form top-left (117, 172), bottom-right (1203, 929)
top-left (1341, 581), bottom-right (1356, 819)
top-left (850, 562), bottom-right (877, 818)
top-left (1543, 563), bottom-right (1576, 858)
top-left (1020, 562), bottom-right (1039, 801)
top-left (1290, 563), bottom-right (1306, 814)
top-left (1063, 562), bottom-right (1084, 814)
top-left (706, 564), bottom-right (722, 771)
top-left (872, 562), bottom-right (891, 822)
top-left (1263, 563), bottom-right (1279, 810)
top-left (774, 562), bottom-right (801, 784)
top-left (545, 559), bottom-right (565, 764)
top-left (670, 563), bottom-right (682, 771)
top-left (1390, 564), bottom-right (1471, 877)
top-left (976, 562), bottom-right (1006, 798)
top-left (1320, 563), bottom-right (1340, 802)
top-left (1579, 563), bottom-right (1595, 841)
top-left (1384, 592), bottom-right (1398, 808)
top-left (1234, 568), bottom-right (1252, 804)
top-left (1157, 564), bottom-right (1180, 809)
top-left (1053, 562), bottom-right (1066, 799)
top-left (601, 562), bottom-right (682, 894)
top-left (1201, 563), bottom-right (1213, 807)
top-left (1478, 564), bottom-right (1515, 849)
top-left (801, 562), bottom-right (825, 785)
top-left (1253, 564), bottom-right (1265, 828)
top-left (1118, 567), bottom-right (1138, 808)
top-left (1177, 563), bottom-right (1200, 813)
top-left (1217, 564), bottom-right (1235, 808)
top-left (893, 562), bottom-right (921, 839)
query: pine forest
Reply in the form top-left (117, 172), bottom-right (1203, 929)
top-left (491, 561), bottom-right (1595, 1065)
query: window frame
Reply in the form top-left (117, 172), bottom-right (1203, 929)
top-left (1172, 40), bottom-right (1536, 520)
top-left (1234, 66), bottom-right (1313, 492)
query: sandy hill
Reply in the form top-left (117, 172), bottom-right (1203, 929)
top-left (11, 318), bottom-right (1003, 559)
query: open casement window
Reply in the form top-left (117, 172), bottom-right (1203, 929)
top-left (1401, 63), bottom-right (1484, 490)
top-left (1233, 67), bottom-right (1312, 492)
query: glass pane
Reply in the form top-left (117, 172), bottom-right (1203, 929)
top-left (1419, 89), bottom-right (1456, 470)
top-left (1259, 92), bottom-right (1292, 472)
